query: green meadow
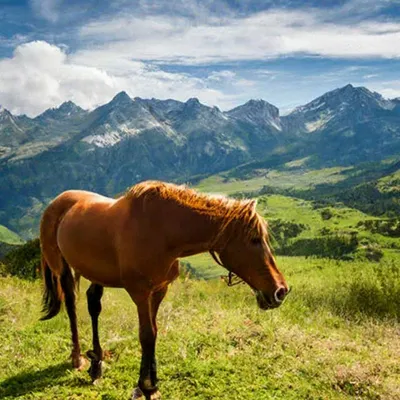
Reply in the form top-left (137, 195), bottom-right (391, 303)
top-left (1, 159), bottom-right (399, 399)
top-left (1, 255), bottom-right (399, 400)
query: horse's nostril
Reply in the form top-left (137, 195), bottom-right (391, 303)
top-left (274, 287), bottom-right (287, 303)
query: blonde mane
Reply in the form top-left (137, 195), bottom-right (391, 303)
top-left (126, 180), bottom-right (266, 245)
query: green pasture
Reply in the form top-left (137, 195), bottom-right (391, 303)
top-left (195, 165), bottom-right (349, 195)
top-left (1, 255), bottom-right (399, 400)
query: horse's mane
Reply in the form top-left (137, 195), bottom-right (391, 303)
top-left (126, 181), bottom-right (266, 244)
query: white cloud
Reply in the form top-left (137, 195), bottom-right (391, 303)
top-left (77, 8), bottom-right (400, 65)
top-left (369, 80), bottom-right (400, 99)
top-left (363, 74), bottom-right (379, 79)
top-left (207, 70), bottom-right (236, 81)
top-left (0, 41), bottom-right (236, 116)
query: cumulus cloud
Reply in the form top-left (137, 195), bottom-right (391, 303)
top-left (370, 80), bottom-right (400, 99)
top-left (0, 41), bottom-right (235, 116)
top-left (78, 8), bottom-right (400, 64)
top-left (2, 2), bottom-right (399, 117)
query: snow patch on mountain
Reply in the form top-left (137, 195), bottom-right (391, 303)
top-left (83, 131), bottom-right (125, 147)
top-left (82, 122), bottom-right (143, 147)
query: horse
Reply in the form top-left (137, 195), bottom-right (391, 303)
top-left (39, 180), bottom-right (289, 400)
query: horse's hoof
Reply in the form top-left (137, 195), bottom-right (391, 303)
top-left (88, 360), bottom-right (103, 382)
top-left (148, 390), bottom-right (162, 400)
top-left (131, 387), bottom-right (144, 399)
top-left (86, 350), bottom-right (103, 381)
top-left (131, 387), bottom-right (161, 400)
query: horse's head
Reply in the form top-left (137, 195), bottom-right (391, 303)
top-left (215, 200), bottom-right (289, 310)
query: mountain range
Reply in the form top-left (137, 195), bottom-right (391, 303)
top-left (1, 84), bottom-right (399, 238)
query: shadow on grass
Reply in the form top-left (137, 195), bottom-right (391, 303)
top-left (0, 362), bottom-right (84, 399)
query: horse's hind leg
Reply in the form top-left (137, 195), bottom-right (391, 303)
top-left (60, 259), bottom-right (84, 369)
top-left (86, 283), bottom-right (104, 382)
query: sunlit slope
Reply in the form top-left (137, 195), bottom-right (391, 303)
top-left (0, 225), bottom-right (23, 245)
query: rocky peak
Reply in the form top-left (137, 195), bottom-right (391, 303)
top-left (226, 99), bottom-right (281, 130)
top-left (184, 98), bottom-right (202, 110)
top-left (35, 101), bottom-right (86, 121)
top-left (177, 97), bottom-right (214, 120)
top-left (0, 107), bottom-right (13, 121)
top-left (290, 84), bottom-right (394, 120)
top-left (57, 101), bottom-right (84, 114)
top-left (110, 91), bottom-right (133, 107)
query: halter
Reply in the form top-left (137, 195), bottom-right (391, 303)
top-left (209, 250), bottom-right (244, 287)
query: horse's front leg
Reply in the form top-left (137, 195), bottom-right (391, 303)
top-left (128, 291), bottom-right (162, 400)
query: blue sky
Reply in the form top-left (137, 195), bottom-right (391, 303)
top-left (0, 0), bottom-right (399, 116)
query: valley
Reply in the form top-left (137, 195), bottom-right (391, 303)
top-left (1, 84), bottom-right (399, 239)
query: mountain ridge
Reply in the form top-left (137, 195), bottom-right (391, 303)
top-left (0, 84), bottom-right (399, 238)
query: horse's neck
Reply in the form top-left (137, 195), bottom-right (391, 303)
top-left (169, 207), bottom-right (226, 258)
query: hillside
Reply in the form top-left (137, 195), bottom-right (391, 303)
top-left (195, 156), bottom-right (400, 213)
top-left (0, 225), bottom-right (22, 245)
top-left (0, 225), bottom-right (23, 259)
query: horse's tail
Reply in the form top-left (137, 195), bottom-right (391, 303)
top-left (41, 255), bottom-right (76, 320)
top-left (40, 255), bottom-right (62, 320)
top-left (40, 191), bottom-right (82, 321)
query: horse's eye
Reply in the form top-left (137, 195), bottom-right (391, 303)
top-left (251, 238), bottom-right (262, 246)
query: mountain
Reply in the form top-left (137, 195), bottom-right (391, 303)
top-left (0, 85), bottom-right (399, 238)
top-left (287, 84), bottom-right (393, 132)
top-left (36, 100), bottom-right (87, 122)
top-left (227, 99), bottom-right (281, 131)
top-left (282, 84), bottom-right (400, 165)
top-left (0, 107), bottom-right (31, 152)
top-left (226, 99), bottom-right (284, 158)
top-left (1, 101), bottom-right (89, 163)
top-left (0, 94), bottom-right (283, 237)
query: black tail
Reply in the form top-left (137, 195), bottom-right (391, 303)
top-left (40, 257), bottom-right (62, 321)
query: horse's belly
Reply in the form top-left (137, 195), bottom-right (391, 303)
top-left (75, 265), bottom-right (123, 288)
top-left (61, 246), bottom-right (122, 287)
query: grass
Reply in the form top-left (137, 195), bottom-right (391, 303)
top-left (0, 225), bottom-right (23, 245)
top-left (1, 255), bottom-right (400, 400)
top-left (181, 253), bottom-right (225, 280)
top-left (1, 159), bottom-right (399, 399)
top-left (196, 165), bottom-right (351, 195)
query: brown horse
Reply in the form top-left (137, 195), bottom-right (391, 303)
top-left (39, 180), bottom-right (289, 400)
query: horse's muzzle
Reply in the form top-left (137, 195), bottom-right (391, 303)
top-left (255, 286), bottom-right (289, 310)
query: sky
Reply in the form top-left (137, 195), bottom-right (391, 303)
top-left (0, 0), bottom-right (399, 116)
